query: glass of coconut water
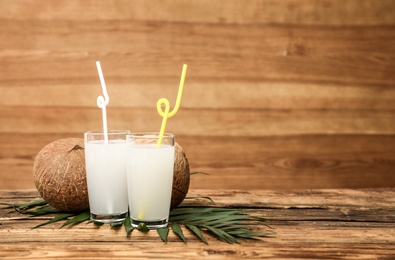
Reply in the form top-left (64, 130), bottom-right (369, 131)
top-left (126, 132), bottom-right (175, 229)
top-left (84, 130), bottom-right (130, 223)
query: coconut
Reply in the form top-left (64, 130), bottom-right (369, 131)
top-left (171, 142), bottom-right (190, 209)
top-left (33, 138), bottom-right (190, 212)
top-left (33, 138), bottom-right (88, 212)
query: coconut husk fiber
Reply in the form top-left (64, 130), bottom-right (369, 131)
top-left (33, 138), bottom-right (88, 212)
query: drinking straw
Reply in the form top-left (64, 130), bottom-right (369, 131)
top-left (137, 65), bottom-right (187, 221)
top-left (95, 61), bottom-right (110, 143)
top-left (156, 64), bottom-right (188, 147)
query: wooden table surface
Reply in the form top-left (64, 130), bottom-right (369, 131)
top-left (1, 189), bottom-right (394, 259)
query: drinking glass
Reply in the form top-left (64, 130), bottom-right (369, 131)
top-left (126, 132), bottom-right (175, 229)
top-left (84, 130), bottom-right (130, 223)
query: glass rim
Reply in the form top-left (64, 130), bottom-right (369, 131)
top-left (84, 130), bottom-right (131, 136)
top-left (127, 132), bottom-right (175, 139)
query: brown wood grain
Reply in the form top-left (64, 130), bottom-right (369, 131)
top-left (1, 0), bottom-right (395, 25)
top-left (2, 80), bottom-right (395, 110)
top-left (1, 189), bottom-right (394, 259)
top-left (1, 21), bottom-right (394, 85)
top-left (0, 1), bottom-right (394, 190)
top-left (1, 134), bottom-right (394, 190)
top-left (1, 107), bottom-right (395, 136)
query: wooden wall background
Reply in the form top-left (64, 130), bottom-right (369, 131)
top-left (0, 0), bottom-right (394, 190)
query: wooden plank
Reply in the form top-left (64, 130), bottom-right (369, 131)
top-left (2, 189), bottom-right (395, 210)
top-left (1, 80), bottom-right (395, 110)
top-left (185, 134), bottom-right (395, 189)
top-left (0, 0), bottom-right (394, 25)
top-left (1, 134), bottom-right (394, 190)
top-left (0, 189), bottom-right (394, 259)
top-left (0, 165), bottom-right (34, 189)
top-left (0, 243), bottom-right (394, 260)
top-left (1, 107), bottom-right (395, 136)
top-left (0, 21), bottom-right (394, 86)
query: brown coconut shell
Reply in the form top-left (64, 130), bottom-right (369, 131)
top-left (33, 138), bottom-right (89, 212)
top-left (171, 142), bottom-right (190, 209)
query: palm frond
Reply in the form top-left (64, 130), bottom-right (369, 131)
top-left (157, 227), bottom-right (169, 243)
top-left (3, 198), bottom-right (273, 244)
top-left (61, 211), bottom-right (91, 228)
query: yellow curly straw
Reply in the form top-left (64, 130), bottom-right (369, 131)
top-left (157, 64), bottom-right (188, 147)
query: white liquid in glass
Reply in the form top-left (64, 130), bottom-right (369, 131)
top-left (127, 144), bottom-right (175, 221)
top-left (85, 140), bottom-right (128, 215)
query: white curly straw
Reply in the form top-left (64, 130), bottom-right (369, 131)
top-left (95, 61), bottom-right (110, 144)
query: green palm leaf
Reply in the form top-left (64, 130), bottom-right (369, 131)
top-left (1, 199), bottom-right (47, 213)
top-left (3, 199), bottom-right (273, 244)
top-left (190, 172), bottom-right (210, 175)
top-left (227, 230), bottom-right (275, 238)
top-left (33, 213), bottom-right (75, 229)
top-left (171, 223), bottom-right (187, 242)
top-left (23, 204), bottom-right (60, 215)
top-left (185, 224), bottom-right (208, 244)
top-left (157, 227), bottom-right (169, 243)
top-left (61, 211), bottom-right (91, 228)
top-left (137, 223), bottom-right (149, 232)
top-left (200, 224), bottom-right (240, 244)
top-left (110, 221), bottom-right (124, 228)
top-left (184, 196), bottom-right (215, 204)
top-left (124, 216), bottom-right (134, 237)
